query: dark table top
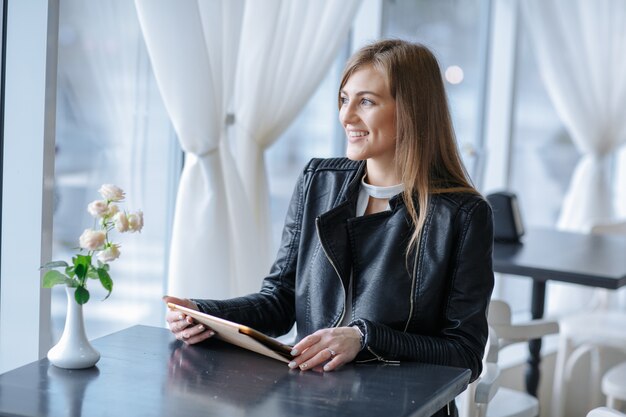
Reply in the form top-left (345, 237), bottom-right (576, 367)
top-left (0, 325), bottom-right (470, 417)
top-left (493, 228), bottom-right (626, 289)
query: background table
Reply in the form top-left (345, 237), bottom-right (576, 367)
top-left (0, 325), bottom-right (470, 417)
top-left (493, 228), bottom-right (626, 396)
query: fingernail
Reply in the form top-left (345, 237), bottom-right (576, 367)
top-left (178, 314), bottom-right (184, 320)
top-left (300, 363), bottom-right (308, 369)
top-left (198, 325), bottom-right (204, 331)
top-left (208, 331), bottom-right (215, 336)
top-left (290, 349), bottom-right (298, 356)
top-left (288, 361), bottom-right (298, 369)
top-left (323, 364), bottom-right (330, 371)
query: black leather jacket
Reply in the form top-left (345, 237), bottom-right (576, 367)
top-left (194, 157), bottom-right (494, 381)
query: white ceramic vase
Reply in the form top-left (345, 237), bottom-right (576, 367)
top-left (47, 286), bottom-right (100, 369)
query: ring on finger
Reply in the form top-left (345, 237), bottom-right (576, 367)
top-left (327, 348), bottom-right (336, 357)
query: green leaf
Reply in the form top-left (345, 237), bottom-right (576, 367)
top-left (75, 286), bottom-right (90, 305)
top-left (41, 260), bottom-right (69, 270)
top-left (74, 263), bottom-right (86, 280)
top-left (42, 270), bottom-right (72, 288)
top-left (65, 266), bottom-right (76, 278)
top-left (97, 268), bottom-right (113, 300)
top-left (74, 254), bottom-right (91, 268)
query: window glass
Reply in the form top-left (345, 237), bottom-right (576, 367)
top-left (265, 42), bottom-right (349, 248)
top-left (382, 0), bottom-right (490, 185)
top-left (505, 18), bottom-right (579, 316)
top-left (509, 21), bottom-right (578, 230)
top-left (52, 0), bottom-right (178, 340)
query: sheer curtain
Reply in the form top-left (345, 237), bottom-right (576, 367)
top-left (523, 0), bottom-right (626, 231)
top-left (136, 0), bottom-right (361, 297)
top-left (233, 0), bottom-right (361, 268)
top-left (522, 0), bottom-right (626, 313)
top-left (135, 0), bottom-right (259, 299)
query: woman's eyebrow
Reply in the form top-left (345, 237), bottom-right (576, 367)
top-left (340, 90), bottom-right (383, 97)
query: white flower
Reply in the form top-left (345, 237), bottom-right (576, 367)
top-left (97, 244), bottom-right (120, 263)
top-left (107, 204), bottom-right (120, 217)
top-left (79, 229), bottom-right (106, 251)
top-left (98, 184), bottom-right (125, 202)
top-left (113, 212), bottom-right (129, 232)
top-left (128, 210), bottom-right (144, 233)
top-left (87, 200), bottom-right (109, 218)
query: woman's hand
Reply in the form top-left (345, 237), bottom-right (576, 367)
top-left (288, 327), bottom-right (362, 372)
top-left (163, 295), bottom-right (215, 345)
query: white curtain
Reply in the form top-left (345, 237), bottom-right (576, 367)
top-left (523, 0), bottom-right (626, 232)
top-left (136, 0), bottom-right (361, 298)
top-left (523, 0), bottom-right (626, 314)
top-left (233, 0), bottom-right (361, 265)
top-left (135, 0), bottom-right (260, 299)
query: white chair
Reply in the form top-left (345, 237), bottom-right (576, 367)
top-left (462, 300), bottom-right (559, 417)
top-left (551, 222), bottom-right (626, 417)
top-left (551, 311), bottom-right (626, 417)
top-left (587, 407), bottom-right (626, 417)
top-left (602, 361), bottom-right (626, 411)
top-left (476, 330), bottom-right (540, 417)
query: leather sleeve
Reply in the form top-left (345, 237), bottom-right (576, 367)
top-left (351, 198), bottom-right (494, 382)
top-left (192, 161), bottom-right (314, 338)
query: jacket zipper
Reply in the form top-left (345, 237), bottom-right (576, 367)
top-left (403, 243), bottom-right (419, 332)
top-left (316, 217), bottom-right (400, 366)
top-left (366, 346), bottom-right (400, 364)
top-left (315, 217), bottom-right (346, 327)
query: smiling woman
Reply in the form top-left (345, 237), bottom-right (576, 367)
top-left (164, 39), bottom-right (494, 417)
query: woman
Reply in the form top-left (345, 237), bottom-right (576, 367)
top-left (165, 39), bottom-right (493, 411)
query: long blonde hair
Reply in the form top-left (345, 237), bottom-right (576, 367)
top-left (339, 39), bottom-right (478, 255)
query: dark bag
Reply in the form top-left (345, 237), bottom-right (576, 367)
top-left (486, 191), bottom-right (524, 242)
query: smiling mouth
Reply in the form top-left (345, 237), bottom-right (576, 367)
top-left (347, 131), bottom-right (369, 142)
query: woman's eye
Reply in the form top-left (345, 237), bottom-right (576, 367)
top-left (361, 98), bottom-right (374, 106)
top-left (340, 96), bottom-right (349, 105)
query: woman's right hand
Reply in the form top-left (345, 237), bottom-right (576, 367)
top-left (163, 295), bottom-right (215, 345)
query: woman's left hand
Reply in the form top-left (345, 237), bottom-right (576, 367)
top-left (288, 327), bottom-right (362, 372)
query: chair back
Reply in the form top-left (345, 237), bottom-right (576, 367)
top-left (586, 407), bottom-right (626, 417)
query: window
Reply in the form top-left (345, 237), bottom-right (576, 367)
top-left (265, 40), bottom-right (349, 248)
top-left (382, 0), bottom-right (491, 186)
top-left (509, 20), bottom-right (578, 230)
top-left (51, 0), bottom-right (179, 341)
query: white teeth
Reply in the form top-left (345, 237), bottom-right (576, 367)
top-left (348, 131), bottom-right (368, 137)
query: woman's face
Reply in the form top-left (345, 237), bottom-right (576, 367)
top-left (339, 65), bottom-right (396, 163)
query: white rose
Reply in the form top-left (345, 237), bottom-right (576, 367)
top-left (107, 204), bottom-right (120, 217)
top-left (87, 200), bottom-right (109, 218)
top-left (114, 212), bottom-right (129, 232)
top-left (97, 244), bottom-right (121, 263)
top-left (79, 229), bottom-right (106, 251)
top-left (128, 210), bottom-right (144, 233)
top-left (98, 184), bottom-right (125, 202)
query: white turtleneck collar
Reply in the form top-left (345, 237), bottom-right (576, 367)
top-left (356, 174), bottom-right (404, 216)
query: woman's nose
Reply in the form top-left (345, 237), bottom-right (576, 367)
top-left (340, 102), bottom-right (358, 124)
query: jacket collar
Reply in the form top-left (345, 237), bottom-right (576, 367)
top-left (345, 160), bottom-right (366, 206)
top-left (314, 161), bottom-right (363, 289)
